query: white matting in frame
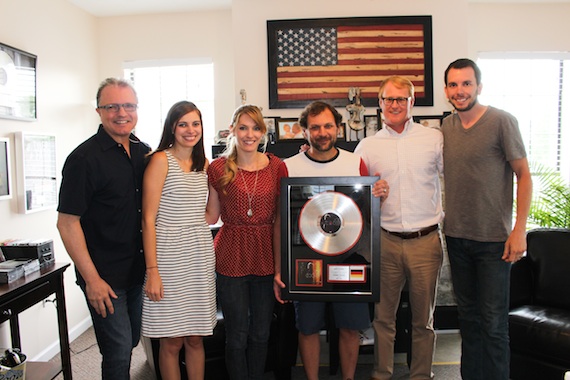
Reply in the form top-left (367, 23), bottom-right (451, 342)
top-left (15, 132), bottom-right (57, 213)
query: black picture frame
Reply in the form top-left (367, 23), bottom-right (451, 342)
top-left (267, 16), bottom-right (433, 109)
top-left (413, 112), bottom-right (451, 129)
top-left (336, 121), bottom-right (345, 140)
top-left (276, 117), bottom-right (305, 141)
top-left (263, 117), bottom-right (278, 135)
top-left (280, 176), bottom-right (381, 302)
top-left (0, 137), bottom-right (12, 200)
top-left (364, 114), bottom-right (379, 137)
top-left (0, 42), bottom-right (37, 121)
top-left (263, 116), bottom-right (279, 144)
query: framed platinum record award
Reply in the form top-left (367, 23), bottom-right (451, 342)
top-left (280, 176), bottom-right (381, 302)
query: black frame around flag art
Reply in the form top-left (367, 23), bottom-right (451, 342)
top-left (267, 16), bottom-right (433, 109)
top-left (280, 176), bottom-right (381, 302)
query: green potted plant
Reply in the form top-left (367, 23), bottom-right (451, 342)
top-left (528, 163), bottom-right (570, 228)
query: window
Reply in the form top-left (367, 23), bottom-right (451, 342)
top-left (477, 53), bottom-right (570, 183)
top-left (124, 59), bottom-right (215, 159)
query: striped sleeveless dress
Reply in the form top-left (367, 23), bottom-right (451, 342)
top-left (141, 150), bottom-right (216, 337)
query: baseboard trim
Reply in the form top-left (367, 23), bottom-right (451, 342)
top-left (31, 316), bottom-right (93, 362)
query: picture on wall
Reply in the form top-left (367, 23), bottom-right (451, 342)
top-left (0, 42), bottom-right (37, 121)
top-left (336, 122), bottom-right (345, 140)
top-left (267, 16), bottom-right (433, 109)
top-left (15, 132), bottom-right (57, 213)
top-left (413, 112), bottom-right (451, 129)
top-left (0, 137), bottom-right (11, 200)
top-left (263, 117), bottom-right (277, 135)
top-left (365, 116), bottom-right (377, 136)
top-left (364, 111), bottom-right (381, 137)
top-left (263, 116), bottom-right (279, 143)
top-left (276, 117), bottom-right (305, 141)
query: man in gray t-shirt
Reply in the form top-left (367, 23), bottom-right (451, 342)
top-left (442, 58), bottom-right (532, 380)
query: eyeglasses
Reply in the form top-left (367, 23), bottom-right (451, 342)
top-left (381, 97), bottom-right (411, 106)
top-left (98, 103), bottom-right (138, 113)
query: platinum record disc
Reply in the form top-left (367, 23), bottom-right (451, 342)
top-left (298, 191), bottom-right (363, 256)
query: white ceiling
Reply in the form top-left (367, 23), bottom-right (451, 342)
top-left (68, 0), bottom-right (570, 17)
top-left (67, 0), bottom-right (232, 17)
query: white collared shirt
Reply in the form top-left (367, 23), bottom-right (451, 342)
top-left (355, 119), bottom-right (444, 232)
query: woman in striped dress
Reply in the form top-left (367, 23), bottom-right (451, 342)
top-left (141, 101), bottom-right (217, 380)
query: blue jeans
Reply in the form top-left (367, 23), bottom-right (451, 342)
top-left (81, 283), bottom-right (143, 380)
top-left (217, 274), bottom-right (274, 380)
top-left (446, 237), bottom-right (510, 380)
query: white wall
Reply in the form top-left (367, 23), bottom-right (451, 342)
top-left (0, 0), bottom-right (98, 360)
top-left (230, 0), bottom-right (469, 119)
top-left (468, 3), bottom-right (570, 55)
top-left (1, 0), bottom-right (570, 364)
top-left (97, 10), bottom-right (235, 137)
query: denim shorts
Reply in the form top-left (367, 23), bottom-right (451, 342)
top-left (294, 301), bottom-right (370, 335)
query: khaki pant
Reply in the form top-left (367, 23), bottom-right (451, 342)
top-left (371, 229), bottom-right (443, 380)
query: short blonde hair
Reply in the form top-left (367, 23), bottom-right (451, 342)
top-left (378, 76), bottom-right (415, 99)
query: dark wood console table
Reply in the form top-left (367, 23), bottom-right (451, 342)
top-left (0, 263), bottom-right (71, 380)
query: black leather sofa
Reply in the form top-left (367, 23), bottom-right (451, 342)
top-left (509, 228), bottom-right (570, 380)
top-left (148, 301), bottom-right (298, 379)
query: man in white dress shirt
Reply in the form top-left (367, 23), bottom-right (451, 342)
top-left (355, 76), bottom-right (444, 380)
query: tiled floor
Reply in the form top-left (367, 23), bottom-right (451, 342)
top-left (53, 327), bottom-right (461, 379)
top-left (432, 330), bottom-right (462, 364)
top-left (312, 327), bottom-right (461, 366)
top-left (283, 328), bottom-right (461, 379)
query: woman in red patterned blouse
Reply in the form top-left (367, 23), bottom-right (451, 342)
top-left (207, 104), bottom-right (285, 380)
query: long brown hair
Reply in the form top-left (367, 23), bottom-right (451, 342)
top-left (218, 104), bottom-right (267, 193)
top-left (152, 100), bottom-right (206, 172)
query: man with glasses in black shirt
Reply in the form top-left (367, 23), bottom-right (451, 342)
top-left (57, 78), bottom-right (150, 380)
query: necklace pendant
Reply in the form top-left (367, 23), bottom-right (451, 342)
top-left (247, 208), bottom-right (253, 217)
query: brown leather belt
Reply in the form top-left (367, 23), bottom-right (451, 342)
top-left (381, 224), bottom-right (439, 240)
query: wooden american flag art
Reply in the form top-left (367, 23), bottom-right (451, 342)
top-left (267, 16), bottom-right (433, 109)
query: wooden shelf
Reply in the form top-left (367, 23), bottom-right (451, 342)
top-left (0, 263), bottom-right (72, 379)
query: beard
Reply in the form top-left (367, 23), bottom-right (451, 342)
top-left (450, 96), bottom-right (478, 112)
top-left (310, 137), bottom-right (335, 152)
